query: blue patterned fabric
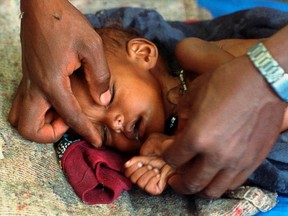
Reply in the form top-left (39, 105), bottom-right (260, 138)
top-left (85, 7), bottom-right (288, 195)
top-left (86, 7), bottom-right (288, 51)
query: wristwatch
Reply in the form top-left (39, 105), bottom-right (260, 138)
top-left (247, 42), bottom-right (288, 102)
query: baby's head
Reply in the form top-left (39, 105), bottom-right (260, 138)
top-left (70, 27), bottom-right (166, 153)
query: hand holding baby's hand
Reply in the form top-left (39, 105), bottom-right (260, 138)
top-left (124, 156), bottom-right (175, 195)
top-left (124, 133), bottom-right (176, 195)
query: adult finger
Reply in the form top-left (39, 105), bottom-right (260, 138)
top-left (161, 86), bottom-right (200, 167)
top-left (228, 157), bottom-right (265, 190)
top-left (8, 79), bottom-right (25, 127)
top-left (162, 125), bottom-right (198, 168)
top-left (17, 86), bottom-right (69, 143)
top-left (199, 169), bottom-right (240, 198)
top-left (201, 164), bottom-right (258, 198)
top-left (80, 33), bottom-right (111, 106)
top-left (45, 78), bottom-right (102, 146)
top-left (167, 155), bottom-right (220, 195)
top-left (158, 164), bottom-right (175, 191)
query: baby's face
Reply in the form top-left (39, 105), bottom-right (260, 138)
top-left (71, 60), bottom-right (165, 153)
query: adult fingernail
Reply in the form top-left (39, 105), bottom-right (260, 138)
top-left (99, 89), bottom-right (111, 106)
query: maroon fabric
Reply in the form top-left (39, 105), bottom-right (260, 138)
top-left (61, 140), bottom-right (132, 204)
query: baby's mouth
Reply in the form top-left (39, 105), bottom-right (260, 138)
top-left (134, 119), bottom-right (141, 141)
top-left (123, 118), bottom-right (142, 141)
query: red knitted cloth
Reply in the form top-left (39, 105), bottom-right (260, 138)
top-left (60, 140), bottom-right (132, 204)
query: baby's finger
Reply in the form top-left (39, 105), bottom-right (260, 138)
top-left (125, 156), bottom-right (160, 177)
top-left (125, 156), bottom-right (156, 168)
top-left (129, 165), bottom-right (154, 184)
top-left (124, 161), bottom-right (145, 178)
top-left (144, 174), bottom-right (163, 195)
top-left (145, 157), bottom-right (167, 169)
top-left (136, 168), bottom-right (160, 191)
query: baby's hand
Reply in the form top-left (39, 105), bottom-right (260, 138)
top-left (124, 156), bottom-right (175, 195)
top-left (140, 133), bottom-right (174, 156)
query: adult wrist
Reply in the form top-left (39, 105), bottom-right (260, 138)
top-left (247, 42), bottom-right (288, 102)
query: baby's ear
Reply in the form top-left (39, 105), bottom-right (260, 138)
top-left (127, 38), bottom-right (158, 69)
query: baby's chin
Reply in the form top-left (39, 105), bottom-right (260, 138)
top-left (112, 139), bottom-right (143, 155)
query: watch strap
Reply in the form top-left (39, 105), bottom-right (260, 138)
top-left (247, 42), bottom-right (288, 102)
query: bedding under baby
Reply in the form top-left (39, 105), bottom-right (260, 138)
top-left (55, 6), bottom-right (288, 215)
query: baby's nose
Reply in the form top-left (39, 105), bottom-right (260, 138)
top-left (112, 114), bottom-right (124, 133)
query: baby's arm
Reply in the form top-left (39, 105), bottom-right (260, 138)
top-left (175, 37), bottom-right (264, 75)
top-left (124, 156), bottom-right (175, 195)
top-left (175, 37), bottom-right (234, 75)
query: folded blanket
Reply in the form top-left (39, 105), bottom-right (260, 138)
top-left (55, 134), bottom-right (131, 205)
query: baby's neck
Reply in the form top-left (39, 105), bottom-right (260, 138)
top-left (150, 58), bottom-right (186, 119)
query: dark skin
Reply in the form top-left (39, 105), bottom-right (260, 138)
top-left (8, 0), bottom-right (111, 146)
top-left (163, 26), bottom-right (288, 198)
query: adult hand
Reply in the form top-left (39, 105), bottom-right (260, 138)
top-left (9, 0), bottom-right (110, 146)
top-left (162, 26), bottom-right (288, 198)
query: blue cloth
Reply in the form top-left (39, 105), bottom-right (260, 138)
top-left (85, 7), bottom-right (288, 195)
top-left (258, 195), bottom-right (288, 215)
top-left (250, 132), bottom-right (288, 194)
top-left (197, 0), bottom-right (288, 18)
